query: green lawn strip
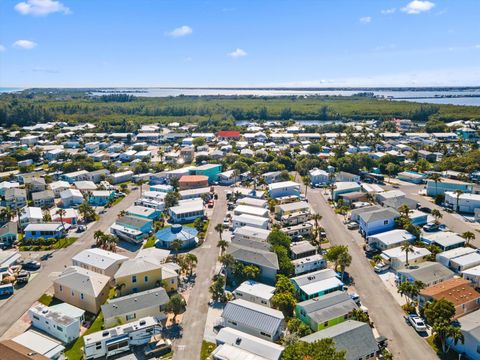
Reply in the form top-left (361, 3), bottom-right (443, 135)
top-left (65, 312), bottom-right (104, 360)
top-left (200, 340), bottom-right (216, 360)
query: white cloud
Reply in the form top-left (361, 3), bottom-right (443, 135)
top-left (166, 25), bottom-right (193, 38)
top-left (381, 8), bottom-right (396, 14)
top-left (0, 44), bottom-right (6, 52)
top-left (474, 44), bottom-right (480, 49)
top-left (359, 16), bottom-right (372, 24)
top-left (15, 0), bottom-right (71, 16)
top-left (13, 39), bottom-right (37, 49)
top-left (227, 48), bottom-right (247, 58)
top-left (401, 1), bottom-right (435, 14)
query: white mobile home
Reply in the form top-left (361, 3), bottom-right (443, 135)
top-left (233, 280), bottom-right (275, 307)
top-left (232, 214), bottom-right (270, 230)
top-left (233, 226), bottom-right (271, 243)
top-left (28, 304), bottom-right (80, 344)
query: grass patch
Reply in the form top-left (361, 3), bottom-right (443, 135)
top-left (200, 340), bottom-right (216, 360)
top-left (143, 236), bottom-right (157, 249)
top-left (38, 293), bottom-right (54, 306)
top-left (52, 237), bottom-right (78, 249)
top-left (65, 312), bottom-right (104, 360)
top-left (426, 335), bottom-right (459, 360)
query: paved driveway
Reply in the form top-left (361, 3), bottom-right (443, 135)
top-left (307, 188), bottom-right (438, 360)
top-left (172, 187), bottom-right (227, 360)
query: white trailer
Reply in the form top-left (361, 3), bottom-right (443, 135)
top-left (84, 317), bottom-right (161, 359)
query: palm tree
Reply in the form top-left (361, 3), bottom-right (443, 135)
top-left (398, 204), bottom-right (410, 218)
top-left (214, 223), bottom-right (225, 242)
top-left (42, 209), bottom-right (52, 222)
top-left (372, 254), bottom-right (382, 265)
top-left (431, 209), bottom-right (442, 224)
top-left (55, 208), bottom-right (66, 230)
top-left (118, 210), bottom-right (127, 218)
top-left (94, 230), bottom-right (105, 248)
top-left (171, 238), bottom-right (183, 260)
top-left (401, 242), bottom-right (414, 267)
top-left (185, 253), bottom-right (198, 277)
top-left (338, 251), bottom-right (352, 282)
top-left (311, 213), bottom-right (323, 251)
top-left (428, 173), bottom-right (442, 197)
top-left (217, 239), bottom-right (229, 255)
top-left (114, 283), bottom-right (126, 297)
top-left (0, 207), bottom-right (15, 223)
top-left (454, 189), bottom-right (464, 212)
top-left (302, 176), bottom-right (310, 197)
top-left (462, 231), bottom-right (475, 247)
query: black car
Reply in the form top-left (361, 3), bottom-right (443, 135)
top-left (22, 260), bottom-right (41, 271)
top-left (417, 206), bottom-right (432, 214)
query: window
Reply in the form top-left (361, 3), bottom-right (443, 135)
top-left (384, 220), bottom-right (389, 225)
top-left (80, 293), bottom-right (84, 300)
top-left (132, 275), bottom-right (137, 283)
top-left (477, 344), bottom-right (480, 354)
top-left (126, 313), bottom-right (136, 321)
top-left (33, 315), bottom-right (40, 321)
top-left (59, 285), bottom-right (62, 291)
top-left (260, 332), bottom-right (271, 338)
top-left (229, 320), bottom-right (237, 326)
top-left (57, 326), bottom-right (63, 332)
top-left (324, 321), bottom-right (328, 327)
top-left (71, 290), bottom-right (74, 296)
top-left (144, 275), bottom-right (149, 282)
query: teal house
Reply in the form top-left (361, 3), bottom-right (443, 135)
top-left (127, 205), bottom-right (161, 221)
top-left (295, 291), bottom-right (358, 331)
top-left (291, 269), bottom-right (344, 301)
top-left (190, 164), bottom-right (222, 183)
top-left (0, 222), bottom-right (18, 247)
top-left (88, 190), bottom-right (116, 206)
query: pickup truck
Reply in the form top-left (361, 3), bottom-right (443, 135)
top-left (143, 335), bottom-right (172, 357)
top-left (374, 262), bottom-right (389, 273)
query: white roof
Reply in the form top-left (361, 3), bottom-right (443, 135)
top-left (72, 248), bottom-right (127, 270)
top-left (368, 229), bottom-right (415, 246)
top-left (234, 226), bottom-right (271, 240)
top-left (300, 277), bottom-right (344, 296)
top-left (22, 206), bottom-right (43, 219)
top-left (127, 205), bottom-right (157, 217)
top-left (233, 214), bottom-right (269, 226)
top-left (423, 231), bottom-right (466, 248)
top-left (13, 330), bottom-right (65, 358)
top-left (170, 200), bottom-right (204, 214)
top-left (212, 344), bottom-right (269, 360)
top-left (60, 188), bottom-right (83, 198)
top-left (382, 246), bottom-right (431, 262)
top-left (235, 205), bottom-right (269, 217)
top-left (268, 181), bottom-right (300, 190)
top-left (437, 247), bottom-right (477, 260)
top-left (234, 280), bottom-right (275, 301)
top-left (462, 264), bottom-right (480, 277)
top-left (49, 180), bottom-right (70, 190)
top-left (216, 327), bottom-right (284, 360)
top-left (24, 223), bottom-right (63, 232)
top-left (450, 252), bottom-right (480, 267)
top-left (309, 168), bottom-right (328, 176)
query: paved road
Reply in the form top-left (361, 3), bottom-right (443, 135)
top-left (307, 188), bottom-right (438, 360)
top-left (173, 187), bottom-right (227, 360)
top-left (0, 188), bottom-right (141, 338)
top-left (396, 183), bottom-right (480, 248)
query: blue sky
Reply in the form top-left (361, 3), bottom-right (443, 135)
top-left (1, 0), bottom-right (480, 87)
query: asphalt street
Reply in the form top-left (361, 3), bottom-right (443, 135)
top-left (307, 188), bottom-right (438, 360)
top-left (173, 187), bottom-right (227, 360)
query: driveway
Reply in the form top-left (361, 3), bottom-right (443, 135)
top-left (0, 188), bottom-right (141, 338)
top-left (172, 187), bottom-right (227, 360)
top-left (307, 188), bottom-right (437, 360)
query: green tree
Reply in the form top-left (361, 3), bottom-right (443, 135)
top-left (431, 209), bottom-right (442, 224)
top-left (432, 319), bottom-right (464, 354)
top-left (166, 294), bottom-right (186, 323)
top-left (171, 238), bottom-right (183, 259)
top-left (424, 299), bottom-right (456, 326)
top-left (287, 318), bottom-right (312, 337)
top-left (337, 251), bottom-right (352, 282)
top-left (268, 229), bottom-right (292, 248)
top-left (453, 189), bottom-right (464, 212)
top-left (272, 292), bottom-right (297, 318)
top-left (165, 192), bottom-right (179, 209)
top-left (192, 136), bottom-right (206, 147)
top-left (209, 275), bottom-right (226, 302)
top-left (242, 264), bottom-right (261, 280)
top-left (281, 338), bottom-right (346, 360)
top-left (462, 231), bottom-right (475, 247)
top-left (401, 241), bottom-right (414, 267)
top-left (275, 274), bottom-right (296, 295)
top-left (324, 245), bottom-right (349, 272)
top-left (348, 308), bottom-right (371, 325)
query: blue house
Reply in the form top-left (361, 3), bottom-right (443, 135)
top-left (115, 215), bottom-right (153, 234)
top-left (88, 190), bottom-right (116, 206)
top-left (155, 224), bottom-right (198, 249)
top-left (291, 269), bottom-right (344, 301)
top-left (358, 208), bottom-right (399, 237)
top-left (24, 223), bottom-right (66, 240)
top-left (426, 178), bottom-right (473, 197)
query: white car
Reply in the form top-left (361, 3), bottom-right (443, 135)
top-left (374, 262), bottom-right (389, 273)
top-left (408, 315), bottom-right (427, 332)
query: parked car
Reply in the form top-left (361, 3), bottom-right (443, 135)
top-left (76, 225), bottom-right (86, 233)
top-left (22, 260), bottom-right (41, 271)
top-left (349, 292), bottom-right (360, 305)
top-left (408, 315), bottom-right (427, 332)
top-left (418, 207), bottom-right (432, 214)
top-left (223, 217), bottom-right (230, 226)
top-left (347, 222), bottom-right (359, 230)
top-left (423, 223), bottom-right (440, 232)
top-left (16, 270), bottom-right (30, 284)
top-left (374, 262), bottom-right (389, 273)
top-left (143, 335), bottom-right (172, 357)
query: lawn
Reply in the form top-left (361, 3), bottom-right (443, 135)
top-left (143, 235), bottom-right (157, 249)
top-left (200, 340), bottom-right (216, 360)
top-left (38, 293), bottom-right (54, 306)
top-left (65, 312), bottom-right (104, 360)
top-left (52, 237), bottom-right (78, 249)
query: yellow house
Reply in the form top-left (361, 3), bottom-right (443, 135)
top-left (114, 257), bottom-right (163, 295)
top-left (53, 266), bottom-right (110, 314)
